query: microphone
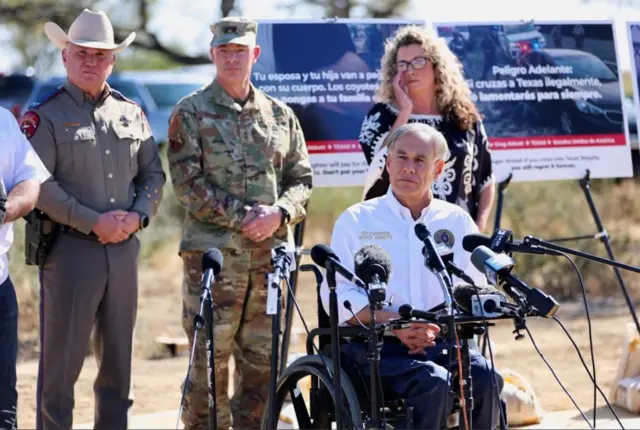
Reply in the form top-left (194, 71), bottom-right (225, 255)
top-left (462, 231), bottom-right (551, 256)
top-left (415, 223), bottom-right (453, 310)
top-left (415, 224), bottom-right (449, 275)
top-left (432, 243), bottom-right (477, 285)
top-left (470, 246), bottom-right (560, 317)
top-left (354, 244), bottom-right (392, 284)
top-left (201, 248), bottom-right (224, 298)
top-left (452, 283), bottom-right (519, 318)
top-left (269, 245), bottom-right (295, 289)
top-left (354, 244), bottom-right (392, 304)
top-left (311, 244), bottom-right (365, 289)
top-left (398, 304), bottom-right (439, 322)
top-left (266, 245), bottom-right (296, 315)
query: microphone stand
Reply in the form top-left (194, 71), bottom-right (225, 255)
top-left (325, 260), bottom-right (344, 429)
top-left (523, 235), bottom-right (640, 336)
top-left (265, 246), bottom-right (295, 430)
top-left (365, 282), bottom-right (387, 430)
top-left (420, 246), bottom-right (464, 427)
top-left (177, 269), bottom-right (217, 430)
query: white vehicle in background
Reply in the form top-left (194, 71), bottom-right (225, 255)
top-left (114, 70), bottom-right (212, 145)
top-left (495, 23), bottom-right (546, 60)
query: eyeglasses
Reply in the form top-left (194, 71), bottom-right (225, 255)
top-left (395, 56), bottom-right (430, 72)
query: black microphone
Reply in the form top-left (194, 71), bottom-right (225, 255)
top-left (398, 304), bottom-right (439, 322)
top-left (354, 243), bottom-right (392, 305)
top-left (311, 244), bottom-right (365, 288)
top-left (452, 283), bottom-right (518, 317)
top-left (201, 248), bottom-right (224, 298)
top-left (432, 243), bottom-right (477, 285)
top-left (462, 231), bottom-right (551, 256)
top-left (415, 224), bottom-right (449, 274)
top-left (354, 243), bottom-right (392, 284)
top-left (415, 223), bottom-right (453, 310)
top-left (470, 246), bottom-right (560, 317)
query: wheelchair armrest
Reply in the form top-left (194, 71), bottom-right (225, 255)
top-left (306, 326), bottom-right (375, 356)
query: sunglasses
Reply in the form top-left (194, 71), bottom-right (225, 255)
top-left (395, 56), bottom-right (430, 72)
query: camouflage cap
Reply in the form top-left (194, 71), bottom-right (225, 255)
top-left (210, 17), bottom-right (258, 47)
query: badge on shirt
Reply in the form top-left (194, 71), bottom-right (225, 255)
top-left (19, 111), bottom-right (40, 139)
top-left (434, 229), bottom-right (455, 248)
top-left (120, 115), bottom-right (130, 127)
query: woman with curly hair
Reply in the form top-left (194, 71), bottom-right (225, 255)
top-left (359, 25), bottom-right (495, 232)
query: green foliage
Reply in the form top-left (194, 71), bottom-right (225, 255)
top-left (114, 48), bottom-right (182, 71)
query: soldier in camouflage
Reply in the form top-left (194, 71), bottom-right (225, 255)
top-left (167, 16), bottom-right (313, 430)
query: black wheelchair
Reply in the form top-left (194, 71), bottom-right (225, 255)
top-left (260, 262), bottom-right (489, 430)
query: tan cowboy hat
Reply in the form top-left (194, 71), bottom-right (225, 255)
top-left (44, 9), bottom-right (136, 53)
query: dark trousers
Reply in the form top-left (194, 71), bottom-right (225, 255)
top-left (0, 276), bottom-right (18, 430)
top-left (342, 338), bottom-right (505, 429)
top-left (36, 233), bottom-right (140, 430)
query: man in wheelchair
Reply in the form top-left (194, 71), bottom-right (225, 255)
top-left (320, 123), bottom-right (504, 429)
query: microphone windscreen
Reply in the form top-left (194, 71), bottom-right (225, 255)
top-left (414, 223), bottom-right (430, 242)
top-left (462, 233), bottom-right (491, 253)
top-left (311, 244), bottom-right (337, 269)
top-left (452, 283), bottom-right (506, 313)
top-left (354, 244), bottom-right (392, 284)
top-left (202, 248), bottom-right (224, 274)
top-left (470, 245), bottom-right (494, 273)
top-left (398, 304), bottom-right (412, 319)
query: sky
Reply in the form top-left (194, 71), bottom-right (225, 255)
top-left (2, 0), bottom-right (640, 74)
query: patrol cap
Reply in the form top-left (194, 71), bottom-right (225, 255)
top-left (210, 17), bottom-right (258, 47)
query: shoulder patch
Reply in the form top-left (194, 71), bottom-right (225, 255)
top-left (19, 111), bottom-right (41, 139)
top-left (111, 89), bottom-right (138, 106)
top-left (29, 86), bottom-right (64, 110)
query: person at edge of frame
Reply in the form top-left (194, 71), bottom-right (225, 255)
top-left (0, 106), bottom-right (51, 430)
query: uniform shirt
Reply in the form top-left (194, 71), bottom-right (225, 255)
top-left (320, 187), bottom-right (487, 325)
top-left (21, 80), bottom-right (166, 234)
top-left (167, 79), bottom-right (313, 252)
top-left (0, 107), bottom-right (50, 285)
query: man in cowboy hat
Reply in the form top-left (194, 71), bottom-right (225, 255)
top-left (167, 16), bottom-right (312, 430)
top-left (20, 8), bottom-right (166, 430)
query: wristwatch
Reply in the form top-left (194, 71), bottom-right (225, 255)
top-left (279, 207), bottom-right (290, 227)
top-left (134, 211), bottom-right (149, 230)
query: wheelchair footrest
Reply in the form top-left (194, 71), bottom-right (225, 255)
top-left (406, 406), bottom-right (414, 429)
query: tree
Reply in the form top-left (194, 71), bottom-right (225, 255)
top-left (279, 0), bottom-right (409, 18)
top-left (1, 0), bottom-right (240, 69)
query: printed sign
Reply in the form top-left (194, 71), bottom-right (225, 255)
top-left (434, 21), bottom-right (633, 182)
top-left (253, 19), bottom-right (426, 187)
top-left (626, 22), bottom-right (640, 152)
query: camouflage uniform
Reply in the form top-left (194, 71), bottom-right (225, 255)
top-left (167, 17), bottom-right (313, 430)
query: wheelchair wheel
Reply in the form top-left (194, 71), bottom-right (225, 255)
top-left (261, 355), bottom-right (363, 429)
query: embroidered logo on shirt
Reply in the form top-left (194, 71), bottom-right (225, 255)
top-left (434, 229), bottom-right (455, 248)
top-left (120, 115), bottom-right (130, 127)
top-left (359, 231), bottom-right (392, 240)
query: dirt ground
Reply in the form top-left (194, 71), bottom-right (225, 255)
top-left (14, 241), bottom-right (640, 428)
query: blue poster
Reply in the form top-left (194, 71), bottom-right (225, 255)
top-left (627, 22), bottom-right (640, 163)
top-left (252, 19), bottom-right (425, 187)
top-left (434, 21), bottom-right (633, 181)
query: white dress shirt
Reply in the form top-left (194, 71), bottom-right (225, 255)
top-left (0, 107), bottom-right (50, 285)
top-left (320, 187), bottom-right (487, 325)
